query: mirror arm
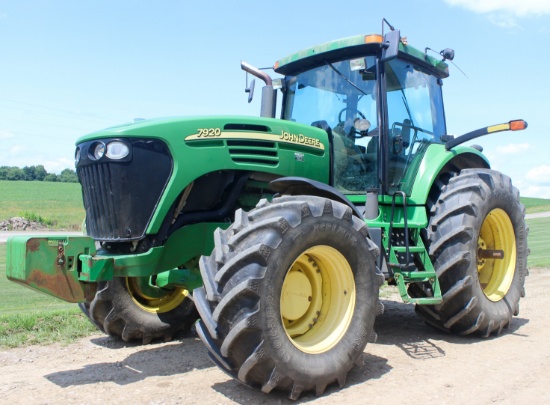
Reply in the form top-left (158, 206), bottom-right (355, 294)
top-left (241, 61), bottom-right (272, 86)
top-left (445, 120), bottom-right (528, 150)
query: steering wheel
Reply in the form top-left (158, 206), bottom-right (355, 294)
top-left (337, 108), bottom-right (369, 138)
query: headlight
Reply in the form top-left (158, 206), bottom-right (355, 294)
top-left (106, 141), bottom-right (130, 160)
top-left (75, 147), bottom-right (81, 164)
top-left (93, 142), bottom-right (105, 160)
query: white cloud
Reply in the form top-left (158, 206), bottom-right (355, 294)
top-left (519, 184), bottom-right (550, 198)
top-left (496, 143), bottom-right (531, 154)
top-left (526, 165), bottom-right (550, 185)
top-left (445, 0), bottom-right (550, 28)
top-left (44, 158), bottom-right (74, 174)
top-left (488, 12), bottom-right (520, 28)
top-left (9, 145), bottom-right (24, 154)
top-left (445, 0), bottom-right (550, 16)
top-left (0, 130), bottom-right (14, 139)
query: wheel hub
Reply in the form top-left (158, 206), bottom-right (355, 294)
top-left (280, 246), bottom-right (355, 354)
top-left (281, 270), bottom-right (313, 321)
top-left (127, 277), bottom-right (188, 314)
top-left (477, 209), bottom-right (516, 302)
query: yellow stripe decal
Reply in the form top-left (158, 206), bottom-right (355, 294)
top-left (185, 130), bottom-right (325, 151)
top-left (487, 123), bottom-right (510, 133)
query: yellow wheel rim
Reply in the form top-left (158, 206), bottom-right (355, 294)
top-left (477, 209), bottom-right (516, 302)
top-left (127, 278), bottom-right (188, 314)
top-left (280, 246), bottom-right (355, 354)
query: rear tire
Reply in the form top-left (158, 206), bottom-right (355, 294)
top-left (86, 277), bottom-right (197, 343)
top-left (418, 169), bottom-right (528, 337)
top-left (194, 195), bottom-right (382, 399)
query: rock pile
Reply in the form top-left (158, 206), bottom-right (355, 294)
top-left (0, 217), bottom-right (49, 231)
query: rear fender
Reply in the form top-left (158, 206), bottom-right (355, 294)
top-left (408, 145), bottom-right (489, 204)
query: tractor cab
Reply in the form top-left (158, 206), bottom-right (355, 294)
top-left (273, 33), bottom-right (449, 196)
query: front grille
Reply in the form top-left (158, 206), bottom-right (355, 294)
top-left (227, 140), bottom-right (279, 166)
top-left (77, 139), bottom-right (172, 241)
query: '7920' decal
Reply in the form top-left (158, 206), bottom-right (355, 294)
top-left (185, 129), bottom-right (325, 151)
top-left (196, 128), bottom-right (222, 137)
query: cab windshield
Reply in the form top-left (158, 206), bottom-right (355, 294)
top-left (283, 57), bottom-right (379, 194)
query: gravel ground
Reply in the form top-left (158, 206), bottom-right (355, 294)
top-left (1, 268), bottom-right (548, 404)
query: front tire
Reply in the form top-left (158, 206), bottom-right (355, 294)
top-left (418, 169), bottom-right (528, 336)
top-left (86, 277), bottom-right (197, 343)
top-left (194, 196), bottom-right (382, 399)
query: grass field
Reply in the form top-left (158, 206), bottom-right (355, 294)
top-left (522, 197), bottom-right (550, 214)
top-left (526, 217), bottom-right (550, 268)
top-left (0, 180), bottom-right (84, 230)
top-left (0, 244), bottom-right (96, 348)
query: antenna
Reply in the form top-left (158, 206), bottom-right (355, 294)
top-left (382, 18), bottom-right (395, 36)
top-left (425, 47), bottom-right (468, 78)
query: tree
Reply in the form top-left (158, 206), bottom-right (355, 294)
top-left (58, 169), bottom-right (78, 183)
top-left (0, 165), bottom-right (77, 182)
top-left (0, 166), bottom-right (8, 180)
top-left (44, 173), bottom-right (58, 182)
top-left (34, 165), bottom-right (47, 181)
top-left (6, 167), bottom-right (26, 180)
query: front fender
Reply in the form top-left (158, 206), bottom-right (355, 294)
top-left (270, 176), bottom-right (364, 219)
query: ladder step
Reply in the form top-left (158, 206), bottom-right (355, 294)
top-left (406, 297), bottom-right (443, 305)
top-left (392, 246), bottom-right (425, 253)
top-left (399, 271), bottom-right (436, 282)
top-left (393, 271), bottom-right (442, 305)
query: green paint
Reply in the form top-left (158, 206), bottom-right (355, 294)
top-left (275, 33), bottom-right (448, 77)
top-left (5, 221), bottom-right (227, 301)
top-left (78, 116), bottom-right (330, 234)
top-left (408, 144), bottom-right (489, 204)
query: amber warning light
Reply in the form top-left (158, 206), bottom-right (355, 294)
top-left (510, 120), bottom-right (528, 131)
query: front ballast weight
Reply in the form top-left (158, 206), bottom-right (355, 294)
top-left (6, 234), bottom-right (201, 343)
top-left (6, 236), bottom-right (99, 303)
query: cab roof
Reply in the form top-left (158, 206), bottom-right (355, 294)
top-left (273, 33), bottom-right (449, 78)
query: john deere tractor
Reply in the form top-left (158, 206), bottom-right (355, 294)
top-left (6, 20), bottom-right (528, 399)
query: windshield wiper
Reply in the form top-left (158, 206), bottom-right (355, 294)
top-left (325, 61), bottom-right (369, 97)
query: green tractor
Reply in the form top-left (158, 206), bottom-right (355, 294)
top-left (6, 20), bottom-right (528, 399)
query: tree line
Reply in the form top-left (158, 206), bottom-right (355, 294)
top-left (0, 165), bottom-right (78, 183)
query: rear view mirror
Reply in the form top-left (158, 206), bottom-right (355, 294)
top-left (381, 29), bottom-right (400, 62)
top-left (350, 58), bottom-right (366, 72)
top-left (245, 79), bottom-right (255, 103)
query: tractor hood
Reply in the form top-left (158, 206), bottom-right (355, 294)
top-left (75, 116), bottom-right (331, 237)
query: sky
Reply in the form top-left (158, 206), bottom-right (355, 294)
top-left (0, 0), bottom-right (549, 197)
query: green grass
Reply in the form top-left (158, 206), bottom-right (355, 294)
top-left (522, 197), bottom-right (550, 214)
top-left (0, 244), bottom-right (96, 348)
top-left (0, 245), bottom-right (85, 315)
top-left (0, 309), bottom-right (97, 348)
top-left (526, 217), bottom-right (550, 268)
top-left (0, 180), bottom-right (84, 230)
